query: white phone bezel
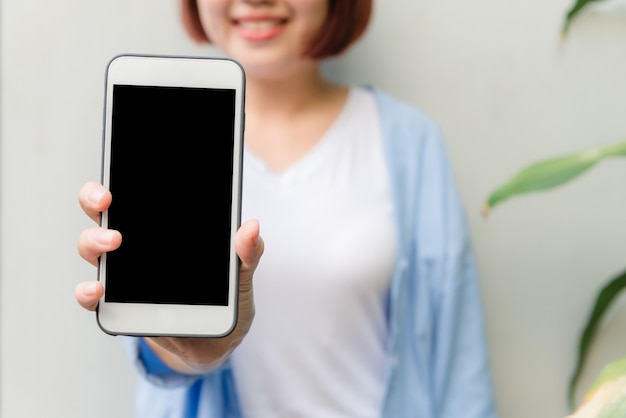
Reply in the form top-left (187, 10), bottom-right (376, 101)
top-left (96, 54), bottom-right (245, 337)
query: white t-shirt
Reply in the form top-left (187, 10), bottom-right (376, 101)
top-left (232, 87), bottom-right (397, 418)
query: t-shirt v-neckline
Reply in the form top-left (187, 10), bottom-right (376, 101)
top-left (243, 87), bottom-right (356, 184)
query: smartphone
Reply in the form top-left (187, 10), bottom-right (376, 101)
top-left (96, 54), bottom-right (246, 337)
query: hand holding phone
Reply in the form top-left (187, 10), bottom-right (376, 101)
top-left (96, 54), bottom-right (246, 337)
top-left (76, 182), bottom-right (264, 372)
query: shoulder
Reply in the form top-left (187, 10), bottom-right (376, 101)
top-left (359, 85), bottom-right (448, 170)
top-left (362, 85), bottom-right (441, 136)
top-left (360, 85), bottom-right (447, 164)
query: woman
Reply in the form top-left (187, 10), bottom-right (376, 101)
top-left (76, 0), bottom-right (499, 417)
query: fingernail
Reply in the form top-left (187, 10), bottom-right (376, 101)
top-left (95, 229), bottom-right (115, 245)
top-left (83, 282), bottom-right (98, 296)
top-left (87, 186), bottom-right (106, 205)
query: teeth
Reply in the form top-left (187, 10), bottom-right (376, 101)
top-left (238, 20), bottom-right (280, 31)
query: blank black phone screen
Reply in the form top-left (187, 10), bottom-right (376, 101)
top-left (104, 84), bottom-right (236, 305)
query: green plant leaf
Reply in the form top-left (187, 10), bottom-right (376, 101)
top-left (562, 0), bottom-right (612, 38)
top-left (482, 140), bottom-right (626, 216)
top-left (568, 269), bottom-right (626, 410)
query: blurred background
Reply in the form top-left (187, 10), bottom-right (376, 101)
top-left (2, 0), bottom-right (626, 417)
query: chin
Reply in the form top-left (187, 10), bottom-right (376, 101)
top-left (236, 56), bottom-right (295, 80)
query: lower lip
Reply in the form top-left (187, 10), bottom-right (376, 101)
top-left (235, 24), bottom-right (284, 42)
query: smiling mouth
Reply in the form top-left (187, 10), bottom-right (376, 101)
top-left (235, 19), bottom-right (287, 31)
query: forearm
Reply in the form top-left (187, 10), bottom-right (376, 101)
top-left (144, 336), bottom-right (239, 375)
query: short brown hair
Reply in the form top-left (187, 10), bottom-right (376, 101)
top-left (181, 0), bottom-right (372, 60)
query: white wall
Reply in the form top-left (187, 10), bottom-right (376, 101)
top-left (2, 1), bottom-right (625, 417)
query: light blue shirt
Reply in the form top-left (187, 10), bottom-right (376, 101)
top-left (121, 86), bottom-right (499, 418)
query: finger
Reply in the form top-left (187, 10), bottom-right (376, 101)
top-left (78, 181), bottom-right (112, 224)
top-left (75, 281), bottom-right (104, 311)
top-left (235, 219), bottom-right (264, 284)
top-left (77, 226), bottom-right (123, 266)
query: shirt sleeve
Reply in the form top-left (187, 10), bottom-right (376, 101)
top-left (119, 336), bottom-right (238, 418)
top-left (418, 126), bottom-right (499, 418)
top-left (372, 85), bottom-right (498, 418)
